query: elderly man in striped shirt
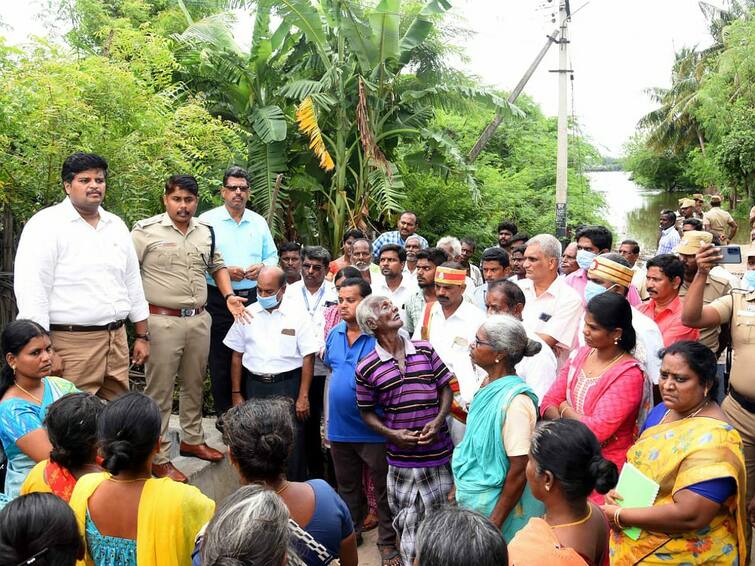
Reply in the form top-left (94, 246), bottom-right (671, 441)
top-left (355, 295), bottom-right (454, 566)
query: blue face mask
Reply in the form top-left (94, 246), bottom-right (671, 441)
top-left (258, 292), bottom-right (281, 310)
top-left (584, 280), bottom-right (607, 304)
top-left (744, 270), bottom-right (755, 290)
top-left (576, 249), bottom-right (597, 271)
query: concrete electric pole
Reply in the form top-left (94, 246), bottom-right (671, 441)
top-left (553, 0), bottom-right (571, 238)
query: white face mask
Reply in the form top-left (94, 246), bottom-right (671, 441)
top-left (576, 249), bottom-right (597, 271)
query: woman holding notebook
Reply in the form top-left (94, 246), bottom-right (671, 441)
top-left (540, 293), bottom-right (651, 503)
top-left (602, 341), bottom-right (747, 565)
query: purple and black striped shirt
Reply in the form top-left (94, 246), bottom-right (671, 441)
top-left (355, 337), bottom-right (453, 468)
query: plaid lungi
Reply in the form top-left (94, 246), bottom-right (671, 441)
top-left (387, 463), bottom-right (453, 566)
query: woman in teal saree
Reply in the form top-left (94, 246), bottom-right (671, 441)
top-left (451, 315), bottom-right (544, 542)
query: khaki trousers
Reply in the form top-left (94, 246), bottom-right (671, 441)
top-left (50, 327), bottom-right (129, 400)
top-left (721, 393), bottom-right (755, 560)
top-left (145, 311), bottom-right (210, 464)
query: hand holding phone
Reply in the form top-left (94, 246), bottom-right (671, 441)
top-left (715, 245), bottom-right (742, 265)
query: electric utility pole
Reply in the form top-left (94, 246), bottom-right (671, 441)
top-left (553, 0), bottom-right (570, 238)
top-left (467, 28), bottom-right (560, 164)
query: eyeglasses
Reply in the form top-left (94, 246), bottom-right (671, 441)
top-left (224, 185), bottom-right (249, 193)
top-left (302, 262), bottom-right (324, 272)
top-left (473, 337), bottom-right (494, 348)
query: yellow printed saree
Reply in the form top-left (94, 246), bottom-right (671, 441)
top-left (609, 417), bottom-right (746, 565)
top-left (69, 472), bottom-right (214, 566)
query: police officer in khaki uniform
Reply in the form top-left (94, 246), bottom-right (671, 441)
top-left (682, 243), bottom-right (755, 553)
top-left (703, 195), bottom-right (738, 244)
top-left (676, 231), bottom-right (734, 351)
top-left (132, 174), bottom-right (248, 482)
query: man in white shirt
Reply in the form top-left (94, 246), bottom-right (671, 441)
top-left (459, 238), bottom-right (483, 287)
top-left (580, 254), bottom-right (664, 386)
top-left (517, 234), bottom-right (584, 368)
top-left (280, 246), bottom-right (336, 479)
top-left (14, 152), bottom-right (150, 399)
top-left (657, 209), bottom-right (681, 255)
top-left (403, 235), bottom-right (422, 280)
top-left (484, 279), bottom-right (557, 401)
top-left (225, 266), bottom-right (320, 481)
top-left (473, 247), bottom-right (511, 310)
top-left (350, 238), bottom-right (384, 286)
top-left (413, 263), bottom-right (486, 444)
top-left (373, 243), bottom-right (417, 310)
top-left (618, 239), bottom-right (649, 301)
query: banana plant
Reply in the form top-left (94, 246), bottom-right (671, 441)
top-left (173, 0), bottom-right (291, 236)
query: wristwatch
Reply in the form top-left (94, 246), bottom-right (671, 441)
top-left (224, 293), bottom-right (235, 301)
top-left (135, 332), bottom-right (151, 342)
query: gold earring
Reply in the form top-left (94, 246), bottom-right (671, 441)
top-left (495, 358), bottom-right (501, 363)
top-left (10, 365), bottom-right (15, 375)
top-left (545, 484), bottom-right (550, 492)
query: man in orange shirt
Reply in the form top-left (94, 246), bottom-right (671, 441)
top-left (637, 254), bottom-right (699, 346)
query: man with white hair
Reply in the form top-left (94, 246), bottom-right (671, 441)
top-left (517, 234), bottom-right (583, 367)
top-left (404, 235), bottom-right (422, 279)
top-left (355, 295), bottom-right (453, 566)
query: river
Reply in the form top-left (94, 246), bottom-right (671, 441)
top-left (588, 170), bottom-right (750, 256)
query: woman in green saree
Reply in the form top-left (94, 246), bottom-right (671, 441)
top-left (451, 314), bottom-right (544, 542)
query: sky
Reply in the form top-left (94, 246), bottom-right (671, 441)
top-left (0, 0), bottom-right (723, 157)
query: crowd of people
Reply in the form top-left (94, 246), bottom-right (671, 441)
top-left (0, 151), bottom-right (754, 566)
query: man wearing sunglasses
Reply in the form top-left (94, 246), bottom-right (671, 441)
top-left (198, 166), bottom-right (278, 418)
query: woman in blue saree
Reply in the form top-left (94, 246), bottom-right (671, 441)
top-left (451, 314), bottom-right (544, 542)
top-left (0, 320), bottom-right (78, 497)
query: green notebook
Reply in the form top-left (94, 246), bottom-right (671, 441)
top-left (614, 462), bottom-right (660, 540)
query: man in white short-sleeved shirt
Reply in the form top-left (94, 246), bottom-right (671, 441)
top-left (223, 266), bottom-right (319, 481)
top-left (517, 234), bottom-right (584, 369)
top-left (484, 279), bottom-right (558, 401)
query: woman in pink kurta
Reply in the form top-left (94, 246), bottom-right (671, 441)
top-left (541, 292), bottom-right (651, 503)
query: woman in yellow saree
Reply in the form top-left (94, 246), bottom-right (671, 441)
top-left (601, 341), bottom-right (746, 565)
top-left (69, 393), bottom-right (214, 566)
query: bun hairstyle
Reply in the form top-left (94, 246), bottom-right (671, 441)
top-left (98, 392), bottom-right (161, 476)
top-left (0, 319), bottom-right (48, 398)
top-left (480, 315), bottom-right (541, 366)
top-left (220, 397), bottom-right (295, 482)
top-left (45, 393), bottom-right (105, 470)
top-left (531, 419), bottom-right (618, 499)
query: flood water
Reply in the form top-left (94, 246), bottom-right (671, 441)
top-left (588, 170), bottom-right (750, 257)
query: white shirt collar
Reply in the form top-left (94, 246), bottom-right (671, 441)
top-left (61, 197), bottom-right (111, 224)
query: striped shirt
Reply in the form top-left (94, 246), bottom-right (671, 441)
top-left (356, 336), bottom-right (453, 468)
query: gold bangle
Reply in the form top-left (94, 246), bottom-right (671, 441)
top-left (614, 508), bottom-right (623, 530)
top-left (559, 406), bottom-right (568, 418)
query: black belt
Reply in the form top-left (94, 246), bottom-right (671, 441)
top-left (50, 320), bottom-right (125, 332)
top-left (249, 369), bottom-right (299, 384)
top-left (730, 387), bottom-right (755, 413)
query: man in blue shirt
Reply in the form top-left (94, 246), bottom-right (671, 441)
top-left (372, 211), bottom-right (428, 261)
top-left (323, 277), bottom-right (397, 562)
top-left (198, 166), bottom-right (278, 416)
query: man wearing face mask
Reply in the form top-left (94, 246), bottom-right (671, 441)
top-left (578, 254), bottom-right (664, 387)
top-left (565, 226), bottom-right (641, 307)
top-left (224, 266), bottom-right (319, 481)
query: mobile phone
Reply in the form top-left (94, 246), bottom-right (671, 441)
top-left (715, 245), bottom-right (742, 264)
